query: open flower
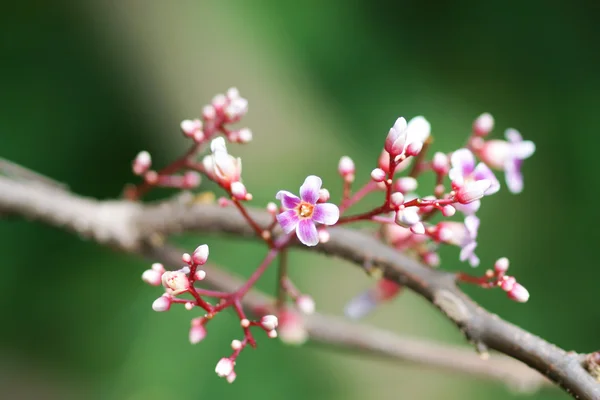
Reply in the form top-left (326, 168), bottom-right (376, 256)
top-left (434, 215), bottom-right (480, 266)
top-left (476, 129), bottom-right (535, 194)
top-left (276, 176), bottom-right (339, 246)
top-left (449, 148), bottom-right (499, 214)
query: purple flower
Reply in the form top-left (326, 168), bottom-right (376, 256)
top-left (436, 215), bottom-right (481, 267)
top-left (449, 148), bottom-right (500, 214)
top-left (478, 129), bottom-right (535, 194)
top-left (276, 176), bottom-right (340, 246)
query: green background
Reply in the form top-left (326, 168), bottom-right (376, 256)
top-left (1, 1), bottom-right (598, 399)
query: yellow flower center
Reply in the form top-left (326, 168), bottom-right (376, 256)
top-left (297, 202), bottom-right (314, 218)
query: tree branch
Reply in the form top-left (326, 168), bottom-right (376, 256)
top-left (0, 175), bottom-right (597, 398)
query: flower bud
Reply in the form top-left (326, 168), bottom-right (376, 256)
top-left (390, 192), bottom-right (405, 208)
top-left (152, 296), bottom-right (171, 312)
top-left (455, 180), bottom-right (491, 204)
top-left (507, 282), bottom-right (530, 303)
top-left (394, 177), bottom-right (418, 193)
top-left (230, 181), bottom-right (248, 200)
top-left (371, 168), bottom-right (386, 182)
top-left (141, 269), bottom-right (162, 286)
top-left (296, 295), bottom-right (315, 315)
top-left (494, 257), bottom-right (510, 274)
top-left (189, 324), bottom-right (207, 344)
top-left (405, 141), bottom-right (423, 157)
top-left (260, 315), bottom-right (278, 331)
top-left (432, 152), bottom-right (449, 174)
top-left (132, 151), bottom-right (152, 176)
top-left (192, 244), bottom-right (209, 265)
top-left (183, 171), bottom-right (201, 188)
top-left (473, 113), bottom-right (494, 137)
top-left (338, 156), bottom-right (355, 181)
top-left (442, 205), bottom-right (456, 217)
top-left (215, 358), bottom-right (234, 377)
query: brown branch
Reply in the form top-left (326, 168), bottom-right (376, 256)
top-left (0, 175), bottom-right (597, 398)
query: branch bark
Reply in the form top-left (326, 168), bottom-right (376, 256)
top-left (0, 175), bottom-right (596, 398)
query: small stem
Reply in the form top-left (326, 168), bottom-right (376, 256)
top-left (231, 198), bottom-right (274, 247)
top-left (409, 136), bottom-right (433, 178)
top-left (339, 180), bottom-right (378, 213)
top-left (276, 250), bottom-right (289, 309)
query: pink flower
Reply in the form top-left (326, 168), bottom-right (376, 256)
top-left (276, 176), bottom-right (340, 246)
top-left (477, 129), bottom-right (535, 194)
top-left (449, 148), bottom-right (499, 213)
top-left (434, 215), bottom-right (480, 266)
top-left (384, 116), bottom-right (431, 158)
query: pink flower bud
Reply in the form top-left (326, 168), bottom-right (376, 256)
top-left (455, 180), bottom-right (491, 204)
top-left (442, 205), bottom-right (456, 217)
top-left (378, 150), bottom-right (391, 173)
top-left (318, 188), bottom-right (330, 203)
top-left (212, 94), bottom-right (227, 109)
top-left (507, 282), bottom-right (529, 302)
top-left (180, 119), bottom-right (203, 138)
top-left (423, 252), bottom-right (440, 267)
top-left (500, 276), bottom-right (516, 292)
top-left (132, 151), bottom-right (152, 176)
top-left (405, 141), bottom-right (423, 157)
top-left (371, 168), bottom-right (386, 182)
top-left (338, 156), bottom-right (355, 179)
top-left (237, 128), bottom-right (253, 143)
top-left (494, 257), bottom-right (510, 274)
top-left (231, 339), bottom-right (242, 350)
top-left (396, 207), bottom-right (420, 227)
top-left (192, 244), bottom-right (209, 265)
top-left (141, 269), bottom-right (162, 286)
top-left (240, 319), bottom-right (250, 328)
top-left (189, 324), bottom-right (207, 344)
top-left (195, 270), bottom-right (206, 281)
top-left (266, 202), bottom-right (278, 214)
top-left (390, 192), bottom-right (405, 208)
top-left (227, 87), bottom-right (240, 100)
top-left (152, 296), bottom-right (171, 312)
top-left (144, 170), bottom-right (158, 184)
top-left (203, 105), bottom-right (216, 120)
top-left (215, 358), bottom-right (234, 377)
top-left (296, 295), bottom-right (315, 315)
top-left (317, 228), bottom-right (330, 243)
top-left (268, 330), bottom-right (278, 339)
top-left (183, 171), bottom-right (201, 188)
top-left (394, 177), bottom-right (418, 193)
top-left (473, 113), bottom-right (494, 137)
top-left (432, 152), bottom-right (449, 174)
top-left (224, 97), bottom-right (249, 122)
top-left (161, 271), bottom-right (190, 295)
top-left (226, 371), bottom-right (237, 384)
top-left (278, 310), bottom-right (308, 345)
top-left (230, 181), bottom-right (248, 200)
top-left (260, 315), bottom-right (278, 331)
top-left (151, 263), bottom-right (165, 273)
top-left (385, 117), bottom-right (408, 157)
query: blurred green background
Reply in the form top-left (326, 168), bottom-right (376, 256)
top-left (1, 1), bottom-right (598, 399)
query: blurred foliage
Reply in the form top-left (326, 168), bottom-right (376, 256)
top-left (1, 1), bottom-right (599, 399)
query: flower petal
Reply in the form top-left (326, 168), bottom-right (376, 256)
top-left (455, 200), bottom-right (481, 215)
top-left (450, 148), bottom-right (476, 177)
top-left (296, 219), bottom-right (319, 246)
top-left (313, 203), bottom-right (340, 225)
top-left (474, 162), bottom-right (500, 195)
top-left (276, 210), bottom-right (300, 234)
top-left (513, 140), bottom-right (535, 160)
top-left (464, 215), bottom-right (480, 239)
top-left (299, 175), bottom-right (322, 204)
top-left (504, 128), bottom-right (522, 143)
top-left (459, 241), bottom-right (477, 263)
top-left (504, 159), bottom-right (524, 193)
top-left (406, 116), bottom-right (431, 144)
top-left (276, 190), bottom-right (301, 209)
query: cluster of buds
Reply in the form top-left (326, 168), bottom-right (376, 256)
top-left (458, 257), bottom-right (530, 302)
top-left (132, 89), bottom-right (535, 382)
top-left (127, 88), bottom-right (251, 200)
top-left (338, 113), bottom-right (534, 319)
top-left (142, 244), bottom-right (280, 383)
